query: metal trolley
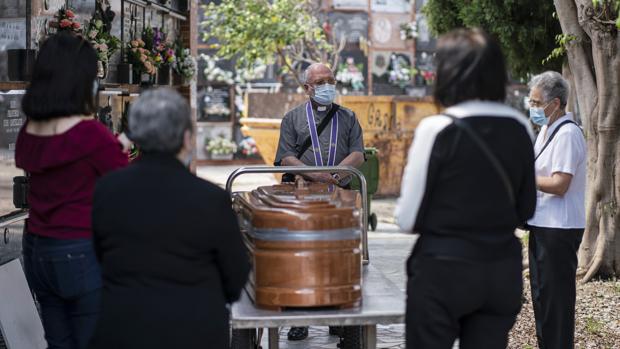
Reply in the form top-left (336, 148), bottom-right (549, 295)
top-left (226, 166), bottom-right (405, 349)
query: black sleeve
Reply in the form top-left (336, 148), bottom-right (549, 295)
top-left (274, 112), bottom-right (298, 165)
top-left (213, 192), bottom-right (251, 303)
top-left (517, 134), bottom-right (537, 224)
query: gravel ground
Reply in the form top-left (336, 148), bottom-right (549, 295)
top-left (509, 270), bottom-right (620, 349)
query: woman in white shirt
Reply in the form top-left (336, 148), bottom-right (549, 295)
top-left (526, 71), bottom-right (586, 349)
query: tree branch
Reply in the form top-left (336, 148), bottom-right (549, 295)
top-left (554, 0), bottom-right (598, 118)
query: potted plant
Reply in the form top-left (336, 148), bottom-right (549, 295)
top-left (206, 136), bottom-right (237, 160)
top-left (388, 54), bottom-right (417, 90)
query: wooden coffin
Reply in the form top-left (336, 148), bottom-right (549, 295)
top-left (232, 182), bottom-right (363, 310)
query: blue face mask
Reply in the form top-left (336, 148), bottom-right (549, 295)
top-left (311, 83), bottom-right (336, 105)
top-left (529, 107), bottom-right (548, 126)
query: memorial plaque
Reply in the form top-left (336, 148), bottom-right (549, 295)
top-left (199, 86), bottom-right (232, 122)
top-left (68, 0), bottom-right (96, 15)
top-left (371, 13), bottom-right (413, 49)
top-left (328, 12), bottom-right (368, 44)
top-left (332, 0), bottom-right (368, 10)
top-left (0, 0), bottom-right (26, 18)
top-left (123, 2), bottom-right (145, 42)
top-left (371, 0), bottom-right (411, 13)
top-left (0, 92), bottom-right (27, 161)
top-left (0, 19), bottom-right (26, 49)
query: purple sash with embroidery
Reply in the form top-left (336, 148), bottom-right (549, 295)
top-left (305, 102), bottom-right (338, 166)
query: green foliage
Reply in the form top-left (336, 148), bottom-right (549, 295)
top-left (201, 0), bottom-right (332, 84)
top-left (423, 0), bottom-right (563, 79)
top-left (543, 34), bottom-right (578, 65)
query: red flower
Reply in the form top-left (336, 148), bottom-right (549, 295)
top-left (72, 22), bottom-right (81, 29)
top-left (65, 10), bottom-right (75, 18)
top-left (60, 19), bottom-right (71, 28)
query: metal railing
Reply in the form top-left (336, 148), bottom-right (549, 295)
top-left (226, 166), bottom-right (369, 264)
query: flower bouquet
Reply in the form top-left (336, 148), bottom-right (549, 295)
top-left (238, 137), bottom-right (259, 158)
top-left (173, 44), bottom-right (196, 84)
top-left (388, 54), bottom-right (417, 89)
top-left (49, 6), bottom-right (82, 34)
top-left (201, 54), bottom-right (234, 85)
top-left (206, 136), bottom-right (237, 160)
top-left (399, 21), bottom-right (418, 41)
top-left (127, 38), bottom-right (157, 84)
top-left (86, 21), bottom-right (121, 79)
top-left (336, 57), bottom-right (365, 92)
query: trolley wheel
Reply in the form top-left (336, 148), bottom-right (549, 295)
top-left (369, 213), bottom-right (378, 231)
top-left (231, 328), bottom-right (259, 349)
top-left (337, 326), bottom-right (362, 349)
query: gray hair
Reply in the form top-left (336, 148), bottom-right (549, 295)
top-left (128, 88), bottom-right (192, 154)
top-left (528, 71), bottom-right (569, 108)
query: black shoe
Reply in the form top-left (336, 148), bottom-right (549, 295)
top-left (287, 326), bottom-right (308, 341)
top-left (329, 326), bottom-right (343, 336)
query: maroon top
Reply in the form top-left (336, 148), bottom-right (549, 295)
top-left (15, 120), bottom-right (129, 239)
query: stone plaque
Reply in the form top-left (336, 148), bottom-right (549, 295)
top-left (371, 0), bottom-right (411, 13)
top-left (328, 12), bottom-right (368, 44)
top-left (332, 0), bottom-right (368, 10)
top-left (0, 92), bottom-right (27, 161)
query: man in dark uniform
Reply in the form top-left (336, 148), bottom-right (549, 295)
top-left (274, 63), bottom-right (365, 340)
top-left (275, 63), bottom-right (365, 187)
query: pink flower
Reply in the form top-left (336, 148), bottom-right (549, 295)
top-left (88, 30), bottom-right (98, 39)
top-left (140, 54), bottom-right (148, 62)
top-left (72, 22), bottom-right (81, 29)
top-left (65, 10), bottom-right (75, 18)
top-left (131, 40), bottom-right (139, 48)
top-left (60, 19), bottom-right (71, 28)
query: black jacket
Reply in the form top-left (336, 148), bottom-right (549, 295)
top-left (397, 101), bottom-right (537, 261)
top-left (88, 153), bottom-right (250, 349)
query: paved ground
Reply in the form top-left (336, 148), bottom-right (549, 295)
top-left (197, 165), bottom-right (415, 348)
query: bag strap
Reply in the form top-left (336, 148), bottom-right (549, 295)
top-left (295, 103), bottom-right (340, 159)
top-left (444, 113), bottom-right (516, 206)
top-left (534, 120), bottom-right (577, 161)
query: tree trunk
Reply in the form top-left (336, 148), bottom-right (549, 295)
top-left (554, 0), bottom-right (620, 281)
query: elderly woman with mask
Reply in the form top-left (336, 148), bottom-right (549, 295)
top-left (88, 89), bottom-right (250, 349)
top-left (526, 71), bottom-right (586, 349)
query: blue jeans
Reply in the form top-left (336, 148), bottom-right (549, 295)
top-left (22, 233), bottom-right (102, 349)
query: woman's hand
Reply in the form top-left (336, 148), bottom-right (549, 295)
top-left (117, 133), bottom-right (133, 154)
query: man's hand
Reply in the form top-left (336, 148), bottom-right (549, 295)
top-left (306, 172), bottom-right (338, 184)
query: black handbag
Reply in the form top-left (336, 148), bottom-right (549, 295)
top-left (276, 104), bottom-right (340, 182)
top-left (13, 175), bottom-right (29, 209)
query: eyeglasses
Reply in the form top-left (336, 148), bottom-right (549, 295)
top-left (308, 77), bottom-right (336, 86)
top-left (528, 98), bottom-right (544, 108)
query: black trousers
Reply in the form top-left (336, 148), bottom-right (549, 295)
top-left (406, 254), bottom-right (522, 349)
top-left (528, 226), bottom-right (584, 349)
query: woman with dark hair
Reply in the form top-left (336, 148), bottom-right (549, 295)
top-left (15, 32), bottom-right (128, 349)
top-left (395, 28), bottom-right (537, 348)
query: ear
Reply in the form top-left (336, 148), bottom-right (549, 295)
top-left (183, 129), bottom-right (193, 152)
top-left (303, 84), bottom-right (312, 95)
